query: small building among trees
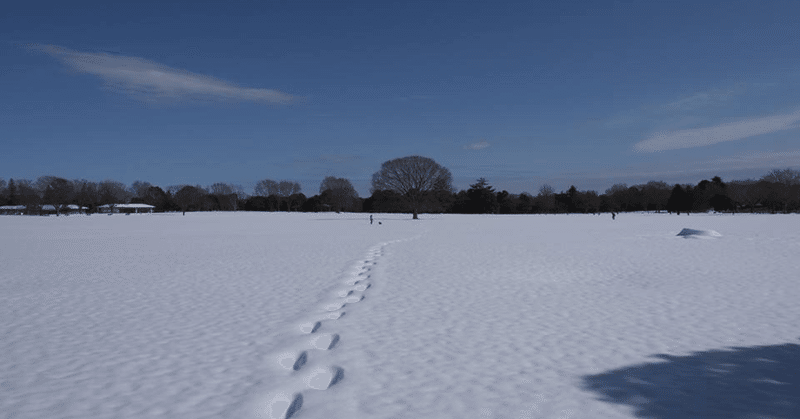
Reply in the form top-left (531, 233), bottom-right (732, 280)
top-left (98, 203), bottom-right (155, 213)
top-left (0, 205), bottom-right (26, 215)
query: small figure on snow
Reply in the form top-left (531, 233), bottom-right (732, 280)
top-left (370, 214), bottom-right (373, 225)
top-left (612, 212), bottom-right (616, 220)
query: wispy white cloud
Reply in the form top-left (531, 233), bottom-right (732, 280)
top-left (633, 110), bottom-right (800, 152)
top-left (604, 87), bottom-right (738, 128)
top-left (30, 44), bottom-right (296, 104)
top-left (464, 140), bottom-right (490, 150)
top-left (661, 87), bottom-right (740, 111)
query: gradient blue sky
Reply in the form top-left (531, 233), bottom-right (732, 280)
top-left (3, 0), bottom-right (800, 197)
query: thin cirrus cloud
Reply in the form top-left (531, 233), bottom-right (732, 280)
top-left (464, 140), bottom-right (490, 150)
top-left (660, 87), bottom-right (740, 112)
top-left (634, 110), bottom-right (800, 152)
top-left (30, 44), bottom-right (296, 104)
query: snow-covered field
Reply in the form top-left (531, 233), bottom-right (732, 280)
top-left (1, 212), bottom-right (798, 419)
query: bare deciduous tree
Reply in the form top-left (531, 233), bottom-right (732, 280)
top-left (131, 181), bottom-right (153, 199)
top-left (760, 168), bottom-right (800, 213)
top-left (210, 182), bottom-right (233, 195)
top-left (535, 184), bottom-right (556, 213)
top-left (98, 180), bottom-right (132, 205)
top-left (761, 168), bottom-right (800, 185)
top-left (319, 176), bottom-right (359, 212)
top-left (73, 179), bottom-right (99, 212)
top-left (208, 182), bottom-right (239, 211)
top-left (254, 179), bottom-right (279, 197)
top-left (277, 180), bottom-right (301, 197)
top-left (231, 184), bottom-right (247, 200)
top-left (641, 181), bottom-right (671, 212)
top-left (14, 179), bottom-right (38, 209)
top-left (371, 155), bottom-right (453, 219)
top-left (174, 185), bottom-right (207, 214)
top-left (728, 179), bottom-right (757, 212)
top-left (36, 176), bottom-right (74, 215)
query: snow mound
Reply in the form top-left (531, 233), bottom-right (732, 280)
top-left (677, 228), bottom-right (722, 238)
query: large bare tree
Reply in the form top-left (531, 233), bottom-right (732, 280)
top-left (371, 155), bottom-right (453, 219)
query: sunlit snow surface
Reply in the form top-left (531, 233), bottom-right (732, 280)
top-left (1, 212), bottom-right (799, 419)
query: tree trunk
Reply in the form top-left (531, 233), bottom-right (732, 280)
top-left (412, 209), bottom-right (418, 219)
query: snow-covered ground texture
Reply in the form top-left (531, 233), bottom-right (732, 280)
top-left (1, 212), bottom-right (798, 419)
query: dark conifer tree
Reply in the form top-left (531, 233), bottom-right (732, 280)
top-left (667, 184), bottom-right (692, 214)
top-left (6, 178), bottom-right (17, 205)
top-left (466, 178), bottom-right (499, 214)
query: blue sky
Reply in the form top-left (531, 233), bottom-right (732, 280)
top-left (2, 0), bottom-right (800, 197)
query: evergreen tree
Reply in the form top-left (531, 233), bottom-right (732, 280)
top-left (6, 178), bottom-right (17, 205)
top-left (667, 184), bottom-right (692, 214)
top-left (466, 178), bottom-right (499, 214)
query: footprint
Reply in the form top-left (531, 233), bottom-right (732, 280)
top-left (337, 289), bottom-right (354, 298)
top-left (344, 294), bottom-right (364, 303)
top-left (345, 278), bottom-right (359, 286)
top-left (277, 351), bottom-right (308, 371)
top-left (325, 302), bottom-right (345, 312)
top-left (299, 321), bottom-right (321, 334)
top-left (323, 311), bottom-right (345, 320)
top-left (353, 283), bottom-right (370, 292)
top-left (267, 392), bottom-right (303, 419)
top-left (305, 366), bottom-right (344, 390)
top-left (311, 333), bottom-right (340, 350)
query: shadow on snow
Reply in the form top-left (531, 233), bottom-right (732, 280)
top-left (582, 341), bottom-right (800, 418)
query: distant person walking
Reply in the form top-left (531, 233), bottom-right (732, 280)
top-left (370, 214), bottom-right (373, 225)
top-left (612, 212), bottom-right (616, 220)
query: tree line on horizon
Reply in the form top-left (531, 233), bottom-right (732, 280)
top-left (2, 156), bottom-right (800, 216)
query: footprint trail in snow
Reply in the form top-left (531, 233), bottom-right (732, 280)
top-left (245, 238), bottom-right (415, 419)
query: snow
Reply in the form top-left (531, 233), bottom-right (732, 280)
top-left (1, 212), bottom-right (799, 419)
top-left (114, 204), bottom-right (156, 209)
top-left (676, 228), bottom-right (722, 238)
